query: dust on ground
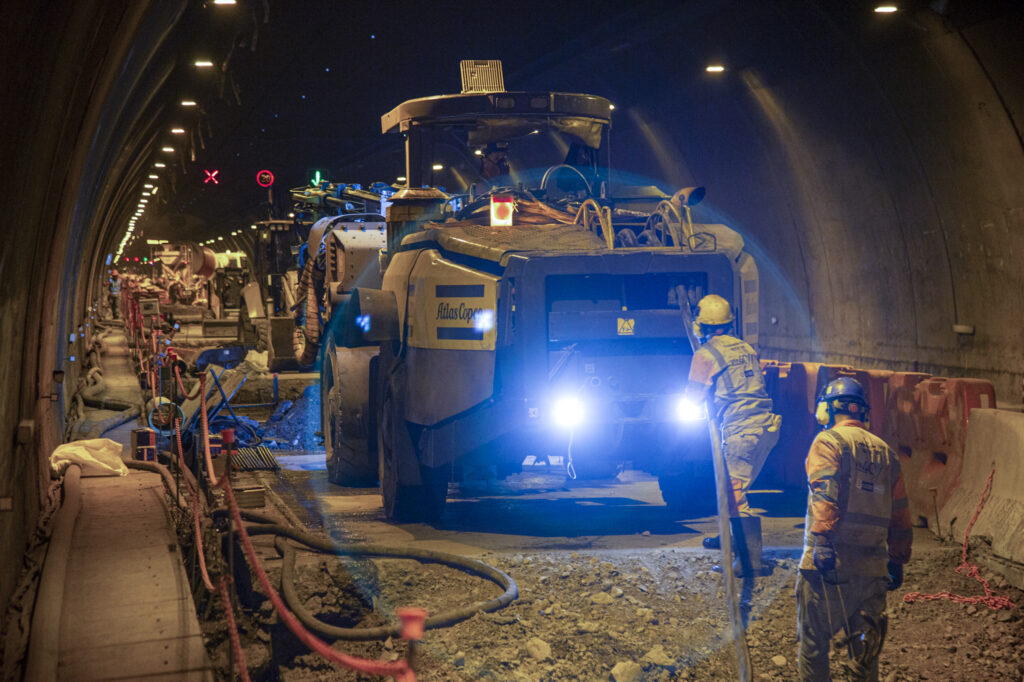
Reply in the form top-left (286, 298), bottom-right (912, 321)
top-left (198, 518), bottom-right (1023, 681)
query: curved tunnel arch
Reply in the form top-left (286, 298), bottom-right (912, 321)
top-left (1, 0), bottom-right (1021, 611)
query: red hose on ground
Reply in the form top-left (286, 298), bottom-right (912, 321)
top-left (192, 492), bottom-right (215, 592)
top-left (220, 480), bottom-right (416, 680)
top-left (173, 364), bottom-right (202, 400)
top-left (903, 468), bottom-right (1016, 610)
top-left (183, 375), bottom-right (422, 680)
top-left (218, 576), bottom-right (252, 682)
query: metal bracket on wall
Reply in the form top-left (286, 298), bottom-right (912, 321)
top-left (17, 419), bottom-right (35, 444)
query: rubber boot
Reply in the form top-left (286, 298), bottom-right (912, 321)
top-left (702, 535), bottom-right (721, 550)
top-left (732, 516), bottom-right (763, 578)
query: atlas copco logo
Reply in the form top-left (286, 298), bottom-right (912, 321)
top-left (436, 302), bottom-right (482, 323)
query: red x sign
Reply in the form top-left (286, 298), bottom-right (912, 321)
top-left (203, 169), bottom-right (219, 184)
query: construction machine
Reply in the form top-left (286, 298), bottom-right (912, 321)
top-left (237, 219), bottom-right (315, 370)
top-left (295, 61), bottom-right (760, 522)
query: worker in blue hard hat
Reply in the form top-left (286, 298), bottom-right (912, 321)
top-left (684, 294), bottom-right (781, 576)
top-left (797, 376), bottom-right (912, 681)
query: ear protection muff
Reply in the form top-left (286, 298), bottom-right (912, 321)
top-left (815, 401), bottom-right (831, 427)
top-left (692, 321), bottom-right (704, 341)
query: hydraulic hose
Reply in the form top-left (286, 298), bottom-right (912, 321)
top-left (227, 511), bottom-right (518, 641)
top-left (125, 458), bottom-right (190, 511)
top-left (24, 465), bottom-right (82, 682)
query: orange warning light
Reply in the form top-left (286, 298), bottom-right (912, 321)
top-left (490, 195), bottom-right (514, 226)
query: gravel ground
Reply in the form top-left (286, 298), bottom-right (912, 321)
top-left (198, 518), bottom-right (1023, 681)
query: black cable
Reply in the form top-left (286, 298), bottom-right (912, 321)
top-left (225, 511), bottom-right (518, 641)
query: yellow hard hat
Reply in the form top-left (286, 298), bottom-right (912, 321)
top-left (695, 294), bottom-right (734, 326)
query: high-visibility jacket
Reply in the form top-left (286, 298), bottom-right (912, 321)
top-left (110, 277), bottom-right (121, 294)
top-left (685, 334), bottom-right (773, 434)
top-left (799, 421), bottom-right (912, 577)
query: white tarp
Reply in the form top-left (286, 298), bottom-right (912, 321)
top-left (50, 438), bottom-right (128, 477)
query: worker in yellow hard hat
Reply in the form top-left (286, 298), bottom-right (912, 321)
top-left (684, 294), bottom-right (781, 576)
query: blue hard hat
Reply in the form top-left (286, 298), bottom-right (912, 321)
top-left (818, 376), bottom-right (869, 413)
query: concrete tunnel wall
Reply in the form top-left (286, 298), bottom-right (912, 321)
top-left (523, 1), bottom-right (1024, 402)
top-left (1, 0), bottom-right (1022, 611)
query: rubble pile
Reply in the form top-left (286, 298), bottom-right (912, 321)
top-left (258, 385), bottom-right (323, 450)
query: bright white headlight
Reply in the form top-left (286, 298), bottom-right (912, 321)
top-left (553, 396), bottom-right (584, 428)
top-left (675, 396), bottom-right (706, 422)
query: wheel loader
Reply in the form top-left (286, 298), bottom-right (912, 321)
top-left (295, 61), bottom-right (760, 522)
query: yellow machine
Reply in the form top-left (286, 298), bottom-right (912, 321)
top-left (294, 62), bottom-right (759, 522)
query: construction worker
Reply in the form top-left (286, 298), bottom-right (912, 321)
top-left (797, 377), bottom-right (912, 681)
top-left (108, 269), bottom-right (121, 319)
top-left (685, 294), bottom-right (781, 575)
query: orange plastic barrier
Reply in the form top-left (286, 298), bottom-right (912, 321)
top-left (894, 376), bottom-right (997, 527)
top-left (757, 359), bottom-right (995, 530)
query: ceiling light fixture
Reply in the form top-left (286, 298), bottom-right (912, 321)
top-left (180, 100), bottom-right (197, 107)
top-left (161, 147), bottom-right (174, 153)
top-left (874, 5), bottom-right (898, 12)
top-left (154, 162), bottom-right (166, 168)
top-left (171, 127), bottom-right (185, 134)
top-left (194, 60), bottom-right (214, 68)
top-left (706, 64), bottom-right (725, 73)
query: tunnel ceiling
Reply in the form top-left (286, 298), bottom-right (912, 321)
top-left (5, 0), bottom-right (1024, 398)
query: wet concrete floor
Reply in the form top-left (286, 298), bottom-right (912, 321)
top-left (260, 451), bottom-right (808, 558)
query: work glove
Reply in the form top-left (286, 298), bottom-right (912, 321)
top-left (887, 561), bottom-right (903, 591)
top-left (812, 536), bottom-right (838, 583)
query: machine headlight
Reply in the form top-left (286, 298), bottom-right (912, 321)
top-left (675, 396), bottom-right (706, 422)
top-left (552, 396), bottom-right (585, 428)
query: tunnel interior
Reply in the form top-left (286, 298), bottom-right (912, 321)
top-left (1, 0), bottom-right (1022, 619)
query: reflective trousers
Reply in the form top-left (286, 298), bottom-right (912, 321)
top-left (722, 416), bottom-right (780, 516)
top-left (796, 569), bottom-right (887, 681)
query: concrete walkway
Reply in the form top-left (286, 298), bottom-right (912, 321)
top-left (56, 327), bottom-right (213, 681)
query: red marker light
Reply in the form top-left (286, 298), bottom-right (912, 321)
top-left (256, 169), bottom-right (275, 187)
top-left (203, 169), bottom-right (219, 184)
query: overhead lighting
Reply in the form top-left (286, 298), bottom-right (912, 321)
top-left (140, 199), bottom-right (148, 204)
top-left (142, 191), bottom-right (151, 197)
top-left (161, 147), bottom-right (174, 153)
top-left (396, 176), bottom-right (407, 182)
top-left (194, 60), bottom-right (214, 68)
top-left (170, 127), bottom-right (186, 134)
top-left (148, 174), bottom-right (158, 179)
top-left (217, 236), bottom-right (224, 240)
top-left (151, 186), bottom-right (158, 195)
top-left (288, 212), bottom-right (295, 218)
top-left (874, 5), bottom-right (898, 12)
top-left (706, 64), bottom-right (725, 73)
top-left (154, 162), bottom-right (166, 168)
top-left (473, 149), bottom-right (483, 156)
top-left (250, 224), bottom-right (257, 229)
top-left (432, 164), bottom-right (443, 170)
top-left (213, 0), bottom-right (236, 4)
top-left (609, 104), bottom-right (616, 110)
top-left (143, 184), bottom-right (153, 188)
top-left (180, 100), bottom-right (197, 107)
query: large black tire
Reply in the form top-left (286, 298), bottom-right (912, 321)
top-left (322, 339), bottom-right (378, 486)
top-left (377, 356), bottom-right (447, 523)
top-left (658, 462), bottom-right (717, 517)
